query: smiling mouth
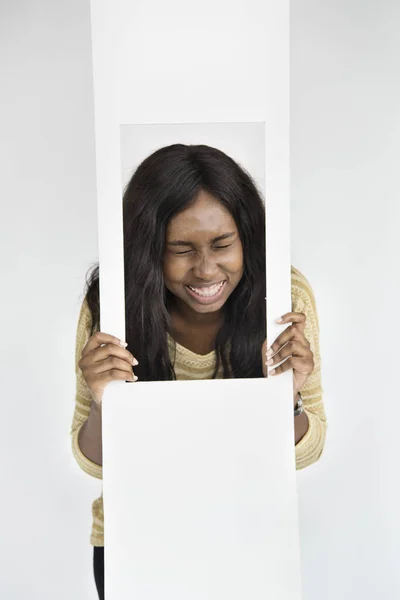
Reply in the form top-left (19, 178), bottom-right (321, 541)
top-left (186, 281), bottom-right (226, 299)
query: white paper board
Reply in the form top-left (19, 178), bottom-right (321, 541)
top-left (102, 377), bottom-right (301, 599)
top-left (90, 0), bottom-right (300, 597)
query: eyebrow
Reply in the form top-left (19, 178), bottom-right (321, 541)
top-left (167, 232), bottom-right (236, 246)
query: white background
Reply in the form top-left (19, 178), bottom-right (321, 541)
top-left (0, 1), bottom-right (399, 599)
top-left (120, 123), bottom-right (266, 197)
top-left (291, 2), bottom-right (400, 598)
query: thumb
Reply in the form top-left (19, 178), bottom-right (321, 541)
top-left (261, 338), bottom-right (268, 378)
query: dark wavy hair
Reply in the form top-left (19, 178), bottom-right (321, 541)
top-left (84, 143), bottom-right (266, 380)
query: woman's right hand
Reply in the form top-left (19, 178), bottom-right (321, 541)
top-left (78, 332), bottom-right (139, 407)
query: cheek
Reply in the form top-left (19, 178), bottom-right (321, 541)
top-left (163, 257), bottom-right (187, 285)
top-left (226, 248), bottom-right (244, 275)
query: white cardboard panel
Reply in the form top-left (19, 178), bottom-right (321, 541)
top-left (102, 377), bottom-right (301, 599)
top-left (90, 0), bottom-right (299, 597)
top-left (89, 0), bottom-right (291, 348)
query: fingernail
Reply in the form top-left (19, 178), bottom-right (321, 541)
top-left (133, 375), bottom-right (138, 382)
top-left (276, 317), bottom-right (284, 323)
top-left (266, 348), bottom-right (273, 358)
top-left (132, 358), bottom-right (139, 366)
top-left (120, 340), bottom-right (128, 347)
top-left (269, 369), bottom-right (276, 375)
top-left (266, 358), bottom-right (274, 366)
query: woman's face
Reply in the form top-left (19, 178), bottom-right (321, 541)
top-left (163, 190), bottom-right (244, 315)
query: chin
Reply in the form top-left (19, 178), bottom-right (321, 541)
top-left (189, 299), bottom-right (227, 313)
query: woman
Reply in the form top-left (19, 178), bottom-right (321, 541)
top-left (70, 144), bottom-right (327, 600)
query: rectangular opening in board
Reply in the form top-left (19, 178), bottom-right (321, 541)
top-left (121, 122), bottom-right (267, 382)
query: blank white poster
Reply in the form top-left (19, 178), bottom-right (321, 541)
top-left (89, 0), bottom-right (300, 597)
top-left (102, 378), bottom-right (301, 599)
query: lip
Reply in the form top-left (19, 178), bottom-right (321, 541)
top-left (185, 280), bottom-right (227, 305)
top-left (187, 281), bottom-right (224, 288)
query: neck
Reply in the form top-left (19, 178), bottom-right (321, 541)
top-left (168, 295), bottom-right (223, 328)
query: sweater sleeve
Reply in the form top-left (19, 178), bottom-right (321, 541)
top-left (69, 297), bottom-right (103, 480)
top-left (291, 267), bottom-right (328, 470)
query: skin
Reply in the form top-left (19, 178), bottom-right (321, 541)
top-left (163, 190), bottom-right (244, 354)
top-left (78, 191), bottom-right (315, 464)
top-left (262, 312), bottom-right (315, 444)
top-left (78, 333), bottom-right (138, 406)
top-left (262, 311), bottom-right (315, 406)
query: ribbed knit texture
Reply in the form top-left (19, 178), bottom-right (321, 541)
top-left (70, 266), bottom-right (327, 547)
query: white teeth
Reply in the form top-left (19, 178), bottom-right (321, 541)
top-left (188, 281), bottom-right (224, 297)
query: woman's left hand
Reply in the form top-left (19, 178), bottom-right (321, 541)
top-left (262, 312), bottom-right (314, 407)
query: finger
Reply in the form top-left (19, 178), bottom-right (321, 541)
top-left (265, 340), bottom-right (311, 368)
top-left (95, 369), bottom-right (137, 385)
top-left (82, 332), bottom-right (128, 358)
top-left (92, 356), bottom-right (136, 377)
top-left (87, 344), bottom-right (138, 367)
top-left (276, 312), bottom-right (306, 334)
top-left (79, 347), bottom-right (138, 375)
top-left (262, 339), bottom-right (268, 377)
top-left (269, 356), bottom-right (313, 376)
top-left (266, 324), bottom-right (303, 358)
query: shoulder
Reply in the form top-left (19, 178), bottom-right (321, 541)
top-left (77, 296), bottom-right (93, 333)
top-left (75, 296), bottom-right (96, 362)
top-left (290, 265), bottom-right (318, 321)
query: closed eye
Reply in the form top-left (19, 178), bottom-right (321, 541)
top-left (173, 244), bottom-right (232, 255)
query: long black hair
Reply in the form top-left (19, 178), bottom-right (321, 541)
top-left (85, 143), bottom-right (266, 380)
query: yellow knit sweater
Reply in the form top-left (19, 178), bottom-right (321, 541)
top-left (70, 266), bottom-right (327, 547)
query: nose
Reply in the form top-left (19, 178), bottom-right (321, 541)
top-left (192, 252), bottom-right (220, 280)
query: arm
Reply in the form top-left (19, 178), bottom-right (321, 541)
top-left (294, 397), bottom-right (309, 445)
top-left (78, 400), bottom-right (103, 466)
top-left (291, 267), bottom-right (327, 470)
top-left (70, 298), bottom-right (103, 478)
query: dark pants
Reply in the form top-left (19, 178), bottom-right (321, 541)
top-left (93, 546), bottom-right (104, 600)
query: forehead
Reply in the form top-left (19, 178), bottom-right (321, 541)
top-left (166, 193), bottom-right (237, 240)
